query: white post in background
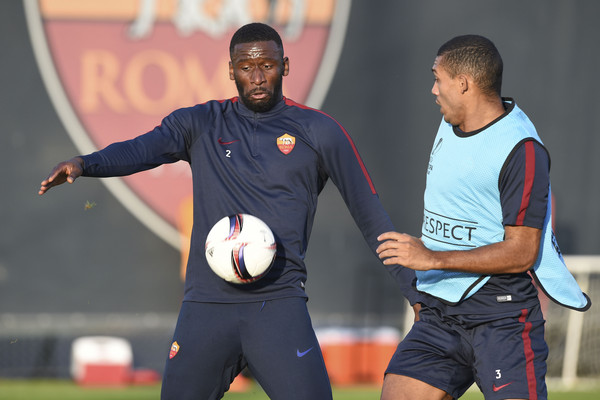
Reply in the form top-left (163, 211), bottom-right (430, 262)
top-left (561, 255), bottom-right (594, 388)
top-left (402, 300), bottom-right (415, 338)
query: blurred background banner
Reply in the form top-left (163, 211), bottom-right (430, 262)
top-left (1, 0), bottom-right (599, 383)
top-left (24, 0), bottom-right (350, 248)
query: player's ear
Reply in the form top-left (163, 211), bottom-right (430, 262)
top-left (282, 57), bottom-right (289, 77)
top-left (229, 61), bottom-right (235, 80)
top-left (458, 74), bottom-right (469, 94)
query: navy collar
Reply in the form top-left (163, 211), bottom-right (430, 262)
top-left (233, 96), bottom-right (287, 119)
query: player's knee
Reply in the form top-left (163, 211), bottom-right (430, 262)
top-left (381, 374), bottom-right (452, 400)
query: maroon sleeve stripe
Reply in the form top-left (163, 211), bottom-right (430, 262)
top-left (516, 141), bottom-right (536, 225)
top-left (284, 98), bottom-right (377, 195)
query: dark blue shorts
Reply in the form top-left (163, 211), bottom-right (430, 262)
top-left (386, 303), bottom-right (548, 400)
top-left (160, 298), bottom-right (332, 400)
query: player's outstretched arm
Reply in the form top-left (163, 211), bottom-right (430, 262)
top-left (377, 226), bottom-right (541, 274)
top-left (39, 157), bottom-right (84, 195)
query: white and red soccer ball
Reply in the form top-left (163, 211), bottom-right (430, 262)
top-left (205, 214), bottom-right (276, 284)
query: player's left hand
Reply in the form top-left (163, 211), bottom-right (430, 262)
top-left (376, 232), bottom-right (435, 271)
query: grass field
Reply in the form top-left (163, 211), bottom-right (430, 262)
top-left (1, 380), bottom-right (599, 400)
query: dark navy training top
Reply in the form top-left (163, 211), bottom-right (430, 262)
top-left (81, 97), bottom-right (419, 304)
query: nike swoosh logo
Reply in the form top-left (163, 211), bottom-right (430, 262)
top-left (218, 137), bottom-right (239, 145)
top-left (296, 347), bottom-right (313, 358)
top-left (492, 382), bottom-right (513, 392)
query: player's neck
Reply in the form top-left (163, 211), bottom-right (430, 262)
top-left (459, 96), bottom-right (505, 132)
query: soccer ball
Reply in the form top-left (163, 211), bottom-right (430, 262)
top-left (205, 214), bottom-right (276, 284)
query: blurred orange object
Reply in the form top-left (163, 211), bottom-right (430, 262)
top-left (229, 374), bottom-right (251, 392)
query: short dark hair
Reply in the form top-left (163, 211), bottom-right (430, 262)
top-left (437, 35), bottom-right (503, 96)
top-left (229, 23), bottom-right (284, 58)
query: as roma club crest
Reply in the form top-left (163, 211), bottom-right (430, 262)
top-left (277, 133), bottom-right (296, 155)
top-left (25, 0), bottom-right (351, 249)
top-left (169, 341), bottom-right (180, 359)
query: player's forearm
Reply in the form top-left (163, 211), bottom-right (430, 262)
top-left (429, 232), bottom-right (540, 274)
top-left (81, 150), bottom-right (147, 177)
top-left (432, 226), bottom-right (542, 274)
top-left (378, 226), bottom-right (541, 274)
top-left (80, 140), bottom-right (174, 177)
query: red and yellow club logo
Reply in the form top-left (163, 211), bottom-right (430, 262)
top-left (169, 341), bottom-right (180, 359)
top-left (277, 133), bottom-right (296, 155)
top-left (25, 0), bottom-right (351, 248)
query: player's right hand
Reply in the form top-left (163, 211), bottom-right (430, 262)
top-left (39, 157), bottom-right (84, 195)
